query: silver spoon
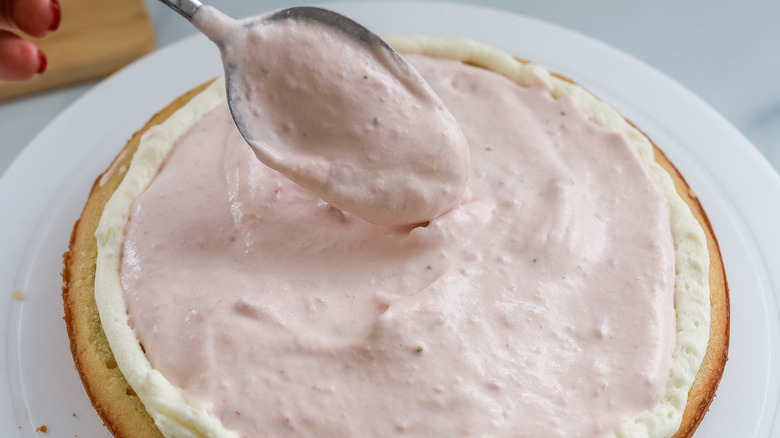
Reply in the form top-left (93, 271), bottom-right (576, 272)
top-left (157, 0), bottom-right (470, 226)
top-left (158, 0), bottom-right (411, 151)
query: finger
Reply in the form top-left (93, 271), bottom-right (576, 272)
top-left (0, 0), bottom-right (60, 39)
top-left (0, 30), bottom-right (46, 81)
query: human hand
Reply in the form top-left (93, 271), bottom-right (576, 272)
top-left (0, 0), bottom-right (61, 81)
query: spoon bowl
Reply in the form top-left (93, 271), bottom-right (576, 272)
top-left (157, 0), bottom-right (471, 226)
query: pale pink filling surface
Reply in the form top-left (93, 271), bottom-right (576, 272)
top-left (122, 56), bottom-right (676, 437)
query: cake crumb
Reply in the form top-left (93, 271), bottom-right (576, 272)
top-left (12, 289), bottom-right (23, 300)
top-left (36, 424), bottom-right (47, 433)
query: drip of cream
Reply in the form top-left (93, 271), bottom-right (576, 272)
top-left (192, 7), bottom-right (471, 226)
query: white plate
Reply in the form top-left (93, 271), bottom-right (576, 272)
top-left (2, 2), bottom-right (779, 437)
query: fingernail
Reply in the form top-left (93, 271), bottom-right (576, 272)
top-left (49, 0), bottom-right (61, 31)
top-left (37, 50), bottom-right (48, 74)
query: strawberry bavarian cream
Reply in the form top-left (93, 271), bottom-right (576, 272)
top-left (90, 30), bottom-right (712, 438)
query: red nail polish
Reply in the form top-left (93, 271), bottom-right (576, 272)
top-left (37, 50), bottom-right (48, 74)
top-left (49, 0), bottom-right (61, 31)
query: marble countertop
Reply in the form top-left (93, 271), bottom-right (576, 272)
top-left (1, 0), bottom-right (778, 176)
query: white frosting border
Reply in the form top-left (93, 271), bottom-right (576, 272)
top-left (95, 37), bottom-right (711, 438)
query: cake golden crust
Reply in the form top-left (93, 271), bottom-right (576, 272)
top-left (62, 82), bottom-right (213, 438)
top-left (62, 73), bottom-right (728, 437)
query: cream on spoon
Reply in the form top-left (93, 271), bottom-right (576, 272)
top-left (159, 0), bottom-right (470, 225)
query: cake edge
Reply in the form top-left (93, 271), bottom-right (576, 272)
top-left (61, 50), bottom-right (729, 438)
top-left (61, 81), bottom-right (214, 438)
top-left (651, 141), bottom-right (729, 438)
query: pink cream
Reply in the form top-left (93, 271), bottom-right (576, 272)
top-left (122, 56), bottom-right (676, 437)
top-left (192, 7), bottom-right (470, 226)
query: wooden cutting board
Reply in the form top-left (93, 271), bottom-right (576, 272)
top-left (0, 0), bottom-right (156, 101)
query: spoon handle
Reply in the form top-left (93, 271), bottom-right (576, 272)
top-left (158, 0), bottom-right (204, 21)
